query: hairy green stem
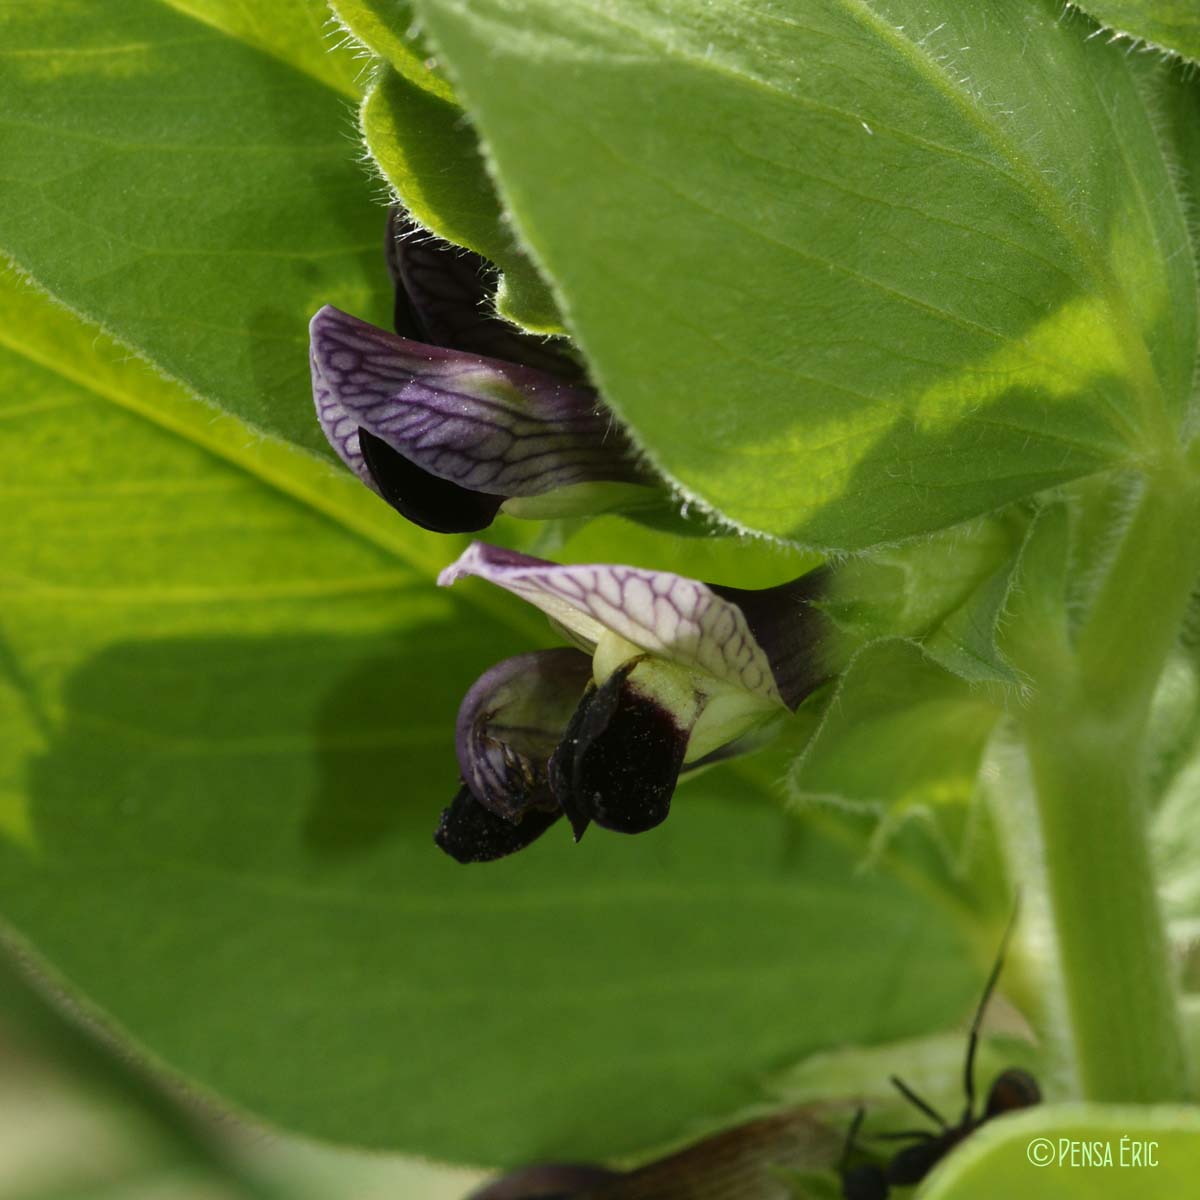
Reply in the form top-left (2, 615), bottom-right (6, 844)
top-left (1020, 462), bottom-right (1200, 1102)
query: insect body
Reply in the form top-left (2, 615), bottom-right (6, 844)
top-left (839, 920), bottom-right (1041, 1199)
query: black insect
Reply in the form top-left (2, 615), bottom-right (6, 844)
top-left (839, 919), bottom-right (1041, 1199)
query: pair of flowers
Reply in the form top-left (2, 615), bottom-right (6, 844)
top-left (310, 214), bottom-right (830, 861)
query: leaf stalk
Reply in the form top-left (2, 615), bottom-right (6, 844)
top-left (1020, 458), bottom-right (1200, 1102)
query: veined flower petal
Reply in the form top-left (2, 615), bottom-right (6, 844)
top-left (439, 543), bottom-right (830, 708)
top-left (455, 648), bottom-right (593, 820)
top-left (385, 209), bottom-right (583, 380)
top-left (708, 572), bottom-right (832, 711)
top-left (310, 306), bottom-right (646, 532)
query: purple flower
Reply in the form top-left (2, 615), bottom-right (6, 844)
top-left (434, 544), bottom-right (831, 863)
top-left (310, 212), bottom-right (656, 533)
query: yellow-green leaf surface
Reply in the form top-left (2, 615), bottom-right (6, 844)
top-left (410, 0), bottom-right (1198, 548)
top-left (919, 1105), bottom-right (1200, 1198)
top-left (162, 0), bottom-right (366, 96)
top-left (1075, 2), bottom-right (1200, 61)
top-left (0, 0), bottom-right (390, 455)
top-left (0, 267), bottom-right (980, 1164)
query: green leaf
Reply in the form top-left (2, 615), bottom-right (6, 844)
top-left (159, 0), bottom-right (366, 96)
top-left (361, 66), bottom-right (563, 330)
top-left (922, 563), bottom-right (1023, 687)
top-left (821, 514), bottom-right (1027, 685)
top-left (0, 268), bottom-right (979, 1164)
top-left (1149, 58), bottom-right (1200, 269)
top-left (408, 0), bottom-right (1197, 548)
top-left (547, 513), bottom-right (822, 588)
top-left (919, 1104), bottom-right (1200, 1198)
top-left (330, 0), bottom-right (457, 100)
top-left (788, 641), bottom-right (1003, 884)
top-left (0, 0), bottom-right (392, 455)
top-left (1074, 2), bottom-right (1200, 62)
top-left (792, 642), bottom-right (1000, 814)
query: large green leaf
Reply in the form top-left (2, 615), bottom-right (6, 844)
top-left (161, 0), bottom-right (366, 96)
top-left (0, 268), bottom-right (979, 1165)
top-left (0, 0), bottom-right (390, 455)
top-left (408, 0), bottom-right (1197, 548)
top-left (1075, 2), bottom-right (1200, 62)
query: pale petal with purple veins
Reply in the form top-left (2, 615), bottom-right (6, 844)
top-left (310, 305), bottom-right (644, 499)
top-left (439, 543), bottom-right (792, 705)
top-left (455, 648), bottom-right (592, 820)
top-left (310, 337), bottom-right (373, 488)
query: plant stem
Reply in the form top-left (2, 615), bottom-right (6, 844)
top-left (1021, 461), bottom-right (1200, 1103)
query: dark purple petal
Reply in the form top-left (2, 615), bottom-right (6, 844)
top-left (440, 544), bottom-right (787, 704)
top-left (456, 648), bottom-right (593, 820)
top-left (386, 209), bottom-right (584, 381)
top-left (549, 661), bottom-right (692, 838)
top-left (310, 306), bottom-right (645, 506)
top-left (710, 570), bottom-right (833, 709)
top-left (435, 786), bottom-right (562, 864)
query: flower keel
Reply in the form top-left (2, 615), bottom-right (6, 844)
top-left (550, 658), bottom-right (693, 838)
top-left (435, 787), bottom-right (562, 864)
